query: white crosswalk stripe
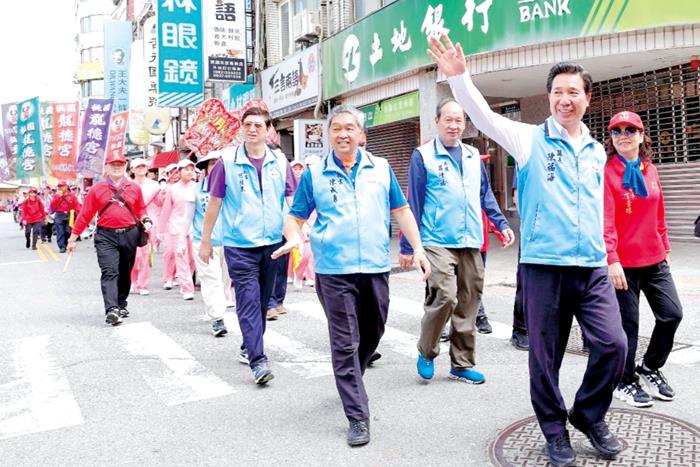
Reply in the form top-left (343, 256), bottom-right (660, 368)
top-left (222, 312), bottom-right (334, 379)
top-left (0, 336), bottom-right (84, 440)
top-left (112, 322), bottom-right (235, 406)
top-left (667, 341), bottom-right (700, 367)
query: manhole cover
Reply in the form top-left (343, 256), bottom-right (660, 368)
top-left (565, 325), bottom-right (689, 358)
top-left (489, 408), bottom-right (700, 466)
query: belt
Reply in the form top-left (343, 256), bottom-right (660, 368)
top-left (97, 225), bottom-right (137, 234)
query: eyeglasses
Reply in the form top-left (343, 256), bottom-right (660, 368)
top-left (610, 127), bottom-right (640, 138)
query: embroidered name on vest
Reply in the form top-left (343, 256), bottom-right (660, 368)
top-left (437, 160), bottom-right (450, 186)
top-left (329, 176), bottom-right (344, 202)
top-left (545, 149), bottom-right (563, 181)
top-left (237, 172), bottom-right (249, 192)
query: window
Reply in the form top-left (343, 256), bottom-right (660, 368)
top-left (355, 0), bottom-right (382, 19)
top-left (81, 79), bottom-right (104, 98)
top-left (80, 15), bottom-right (105, 33)
top-left (80, 46), bottom-right (104, 62)
top-left (280, 1), bottom-right (291, 58)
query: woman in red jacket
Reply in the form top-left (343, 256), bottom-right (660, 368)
top-left (604, 111), bottom-right (683, 408)
top-left (20, 187), bottom-right (46, 250)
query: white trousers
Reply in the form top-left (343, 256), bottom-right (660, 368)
top-left (193, 244), bottom-right (232, 321)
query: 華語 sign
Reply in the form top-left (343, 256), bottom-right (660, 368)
top-left (157, 0), bottom-right (204, 107)
top-left (77, 98), bottom-right (114, 178)
top-left (104, 20), bottom-right (132, 113)
top-left (261, 44), bottom-right (319, 118)
top-left (204, 0), bottom-right (247, 82)
top-left (322, 0), bottom-right (700, 98)
top-left (50, 102), bottom-right (80, 180)
top-left (16, 97), bottom-right (43, 178)
top-left (144, 16), bottom-right (159, 107)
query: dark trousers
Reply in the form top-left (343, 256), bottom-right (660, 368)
top-left (521, 264), bottom-right (626, 442)
top-left (224, 242), bottom-right (281, 368)
top-left (54, 213), bottom-right (70, 250)
top-left (512, 256), bottom-right (527, 336)
top-left (268, 252), bottom-right (290, 309)
top-left (617, 260), bottom-right (683, 384)
top-left (315, 272), bottom-right (389, 421)
top-left (24, 222), bottom-right (42, 248)
top-left (94, 227), bottom-right (139, 312)
top-left (477, 252), bottom-right (487, 318)
top-left (42, 221), bottom-right (53, 241)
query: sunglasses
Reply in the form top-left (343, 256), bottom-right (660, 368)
top-left (610, 127), bottom-right (640, 138)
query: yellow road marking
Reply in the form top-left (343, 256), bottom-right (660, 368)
top-left (41, 243), bottom-right (60, 262)
top-left (35, 246), bottom-right (48, 262)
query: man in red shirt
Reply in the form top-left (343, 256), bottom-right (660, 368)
top-left (20, 187), bottom-right (46, 250)
top-left (50, 180), bottom-right (81, 253)
top-left (67, 152), bottom-right (153, 326)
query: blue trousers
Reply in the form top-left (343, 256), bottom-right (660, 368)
top-left (268, 252), bottom-right (289, 309)
top-left (521, 264), bottom-right (626, 442)
top-left (54, 212), bottom-right (70, 251)
top-left (224, 242), bottom-right (282, 368)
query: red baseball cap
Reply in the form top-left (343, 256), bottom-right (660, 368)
top-left (608, 111), bottom-right (644, 131)
top-left (104, 152), bottom-right (128, 165)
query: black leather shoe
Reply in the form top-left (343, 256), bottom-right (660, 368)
top-left (511, 332), bottom-right (529, 351)
top-left (546, 433), bottom-right (576, 467)
top-left (568, 410), bottom-right (622, 458)
top-left (347, 418), bottom-right (370, 446)
top-left (368, 352), bottom-right (381, 366)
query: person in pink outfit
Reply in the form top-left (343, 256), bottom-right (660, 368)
top-left (130, 157), bottom-right (162, 295)
top-left (160, 163), bottom-right (181, 289)
top-left (159, 159), bottom-right (197, 300)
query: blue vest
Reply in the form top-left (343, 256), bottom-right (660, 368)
top-left (416, 138), bottom-right (483, 249)
top-left (309, 149), bottom-right (391, 274)
top-left (518, 117), bottom-right (607, 267)
top-left (193, 177), bottom-right (223, 246)
top-left (220, 145), bottom-right (288, 248)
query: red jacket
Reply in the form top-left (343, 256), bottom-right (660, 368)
top-left (50, 192), bottom-right (81, 214)
top-left (72, 178), bottom-right (147, 236)
top-left (20, 198), bottom-right (46, 224)
top-left (604, 157), bottom-right (670, 268)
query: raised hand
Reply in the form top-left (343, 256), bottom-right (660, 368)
top-left (427, 33), bottom-right (467, 77)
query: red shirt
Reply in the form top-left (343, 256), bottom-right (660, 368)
top-left (21, 198), bottom-right (46, 224)
top-left (72, 178), bottom-right (147, 236)
top-left (604, 157), bottom-right (671, 267)
top-left (50, 192), bottom-right (81, 214)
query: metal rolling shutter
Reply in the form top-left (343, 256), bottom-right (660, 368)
top-left (657, 162), bottom-right (700, 243)
top-left (366, 119), bottom-right (420, 236)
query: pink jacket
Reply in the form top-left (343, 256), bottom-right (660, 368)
top-left (158, 180), bottom-right (196, 239)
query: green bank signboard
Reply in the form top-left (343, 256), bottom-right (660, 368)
top-left (323, 0), bottom-right (700, 98)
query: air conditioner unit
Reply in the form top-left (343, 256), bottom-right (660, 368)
top-left (293, 10), bottom-right (321, 43)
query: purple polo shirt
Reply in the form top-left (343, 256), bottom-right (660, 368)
top-left (208, 150), bottom-right (297, 199)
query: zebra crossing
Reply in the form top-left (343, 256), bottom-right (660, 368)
top-left (1, 294), bottom-right (698, 442)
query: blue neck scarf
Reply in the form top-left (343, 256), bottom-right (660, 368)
top-left (616, 154), bottom-right (648, 197)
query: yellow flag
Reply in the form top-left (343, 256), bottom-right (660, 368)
top-left (291, 247), bottom-right (302, 272)
top-left (68, 210), bottom-right (75, 228)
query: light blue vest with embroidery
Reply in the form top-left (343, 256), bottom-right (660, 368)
top-left (193, 177), bottom-right (223, 246)
top-left (518, 117), bottom-right (607, 267)
top-left (417, 138), bottom-right (483, 249)
top-left (309, 149), bottom-right (392, 274)
top-left (220, 145), bottom-right (288, 248)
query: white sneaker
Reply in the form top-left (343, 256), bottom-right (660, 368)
top-left (286, 277), bottom-right (293, 284)
top-left (163, 281), bottom-right (174, 290)
top-left (293, 277), bottom-right (302, 289)
top-left (138, 289), bottom-right (150, 296)
top-left (303, 279), bottom-right (315, 287)
top-left (183, 293), bottom-right (194, 300)
top-left (226, 301), bottom-right (236, 308)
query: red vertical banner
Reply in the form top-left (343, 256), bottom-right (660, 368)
top-left (50, 102), bottom-right (80, 180)
top-left (105, 111), bottom-right (129, 161)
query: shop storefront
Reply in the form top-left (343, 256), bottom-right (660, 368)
top-left (261, 44), bottom-right (325, 158)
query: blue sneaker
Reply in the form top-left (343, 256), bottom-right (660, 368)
top-left (417, 354), bottom-right (434, 380)
top-left (449, 367), bottom-right (485, 384)
top-left (252, 362), bottom-right (274, 385)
